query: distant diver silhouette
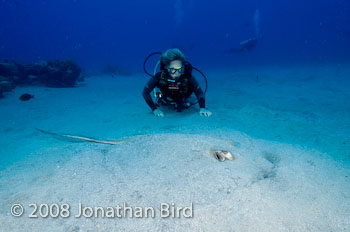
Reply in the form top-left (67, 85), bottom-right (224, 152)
top-left (228, 38), bottom-right (258, 53)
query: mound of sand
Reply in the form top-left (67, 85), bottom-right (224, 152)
top-left (1, 133), bottom-right (349, 231)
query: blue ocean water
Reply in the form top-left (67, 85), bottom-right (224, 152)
top-left (2, 0), bottom-right (349, 162)
top-left (0, 1), bottom-right (350, 231)
top-left (1, 0), bottom-right (349, 68)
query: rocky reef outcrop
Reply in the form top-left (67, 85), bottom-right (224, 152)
top-left (0, 59), bottom-right (82, 98)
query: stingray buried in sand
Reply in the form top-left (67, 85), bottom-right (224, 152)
top-left (207, 150), bottom-right (235, 162)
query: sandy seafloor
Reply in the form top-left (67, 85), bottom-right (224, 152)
top-left (0, 64), bottom-right (349, 231)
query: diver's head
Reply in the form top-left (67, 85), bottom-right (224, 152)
top-left (161, 48), bottom-right (185, 79)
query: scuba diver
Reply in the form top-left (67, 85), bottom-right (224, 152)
top-left (142, 48), bottom-right (212, 117)
top-left (228, 38), bottom-right (258, 53)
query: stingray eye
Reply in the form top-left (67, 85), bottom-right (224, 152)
top-left (214, 152), bottom-right (225, 161)
top-left (222, 151), bottom-right (228, 154)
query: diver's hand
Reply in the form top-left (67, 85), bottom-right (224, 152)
top-left (153, 109), bottom-right (164, 117)
top-left (199, 108), bottom-right (212, 117)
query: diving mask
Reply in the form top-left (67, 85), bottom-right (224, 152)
top-left (167, 66), bottom-right (184, 74)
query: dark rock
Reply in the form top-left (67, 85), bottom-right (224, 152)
top-left (0, 80), bottom-right (13, 92)
top-left (1, 59), bottom-right (82, 87)
top-left (39, 59), bottom-right (81, 87)
top-left (0, 75), bottom-right (10, 81)
top-left (15, 63), bottom-right (47, 85)
top-left (0, 59), bottom-right (82, 99)
top-left (0, 62), bottom-right (19, 77)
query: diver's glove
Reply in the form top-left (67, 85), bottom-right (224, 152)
top-left (153, 109), bottom-right (164, 117)
top-left (199, 108), bottom-right (212, 117)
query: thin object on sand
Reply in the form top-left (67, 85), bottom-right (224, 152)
top-left (36, 128), bottom-right (126, 145)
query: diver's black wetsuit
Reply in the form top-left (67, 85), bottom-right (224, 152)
top-left (142, 72), bottom-right (205, 112)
